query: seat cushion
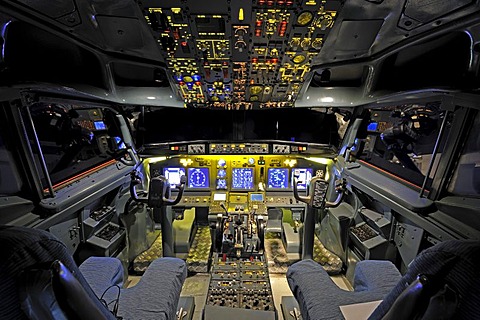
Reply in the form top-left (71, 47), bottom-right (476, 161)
top-left (118, 257), bottom-right (187, 320)
top-left (79, 257), bottom-right (125, 302)
top-left (287, 259), bottom-right (399, 320)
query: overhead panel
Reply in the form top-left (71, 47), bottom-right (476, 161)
top-left (141, 0), bottom-right (342, 109)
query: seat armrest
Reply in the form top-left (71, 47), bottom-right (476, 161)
top-left (118, 257), bottom-right (187, 320)
top-left (79, 257), bottom-right (125, 301)
top-left (354, 260), bottom-right (401, 292)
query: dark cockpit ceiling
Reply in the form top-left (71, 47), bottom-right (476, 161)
top-left (0, 0), bottom-right (479, 108)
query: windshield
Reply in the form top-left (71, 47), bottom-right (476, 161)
top-left (139, 107), bottom-right (340, 146)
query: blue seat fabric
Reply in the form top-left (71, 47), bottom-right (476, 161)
top-left (369, 240), bottom-right (480, 320)
top-left (287, 259), bottom-right (401, 320)
top-left (0, 226), bottom-right (187, 320)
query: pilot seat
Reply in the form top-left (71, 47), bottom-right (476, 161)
top-left (0, 225), bottom-right (187, 320)
top-left (287, 239), bottom-right (480, 320)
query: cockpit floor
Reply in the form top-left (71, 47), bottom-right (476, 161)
top-left (128, 225), bottom-right (346, 319)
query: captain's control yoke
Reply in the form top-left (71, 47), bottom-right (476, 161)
top-left (293, 175), bottom-right (343, 260)
top-left (130, 172), bottom-right (186, 257)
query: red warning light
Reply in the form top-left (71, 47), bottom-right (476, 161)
top-left (181, 41), bottom-right (188, 46)
top-left (179, 81), bottom-right (185, 86)
top-left (272, 58), bottom-right (278, 64)
top-left (195, 81), bottom-right (201, 86)
top-left (255, 29), bottom-right (262, 37)
top-left (256, 20), bottom-right (262, 27)
top-left (252, 58), bottom-right (258, 63)
top-left (286, 0), bottom-right (293, 5)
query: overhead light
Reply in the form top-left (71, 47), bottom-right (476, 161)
top-left (147, 156), bottom-right (167, 164)
top-left (320, 97), bottom-right (334, 103)
top-left (180, 158), bottom-right (193, 166)
top-left (284, 159), bottom-right (297, 167)
top-left (147, 96), bottom-right (156, 100)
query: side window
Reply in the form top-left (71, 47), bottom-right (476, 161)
top-left (447, 112), bottom-right (480, 197)
top-left (359, 103), bottom-right (451, 188)
top-left (24, 103), bottom-right (126, 190)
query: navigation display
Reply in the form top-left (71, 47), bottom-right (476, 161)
top-left (163, 167), bottom-right (186, 188)
top-left (267, 168), bottom-right (289, 189)
top-left (188, 167), bottom-right (210, 189)
top-left (231, 168), bottom-right (254, 190)
top-left (292, 168), bottom-right (313, 190)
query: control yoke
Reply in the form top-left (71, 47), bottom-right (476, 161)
top-left (148, 175), bottom-right (186, 208)
top-left (129, 171), bottom-right (186, 207)
top-left (293, 176), bottom-right (344, 208)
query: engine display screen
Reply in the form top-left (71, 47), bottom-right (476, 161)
top-left (292, 168), bottom-right (313, 190)
top-left (188, 167), bottom-right (210, 189)
top-left (163, 167), bottom-right (186, 188)
top-left (231, 168), bottom-right (254, 190)
top-left (250, 193), bottom-right (264, 202)
top-left (267, 168), bottom-right (289, 189)
top-left (94, 120), bottom-right (107, 130)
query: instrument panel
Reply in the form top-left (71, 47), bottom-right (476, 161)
top-left (149, 154), bottom-right (327, 193)
top-left (141, 0), bottom-right (341, 109)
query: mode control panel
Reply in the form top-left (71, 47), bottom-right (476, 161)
top-left (210, 143), bottom-right (269, 154)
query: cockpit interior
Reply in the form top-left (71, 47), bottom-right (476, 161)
top-left (1, 0), bottom-right (480, 319)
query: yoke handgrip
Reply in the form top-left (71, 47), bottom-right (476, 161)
top-left (148, 175), bottom-right (186, 208)
top-left (129, 172), bottom-right (147, 203)
top-left (310, 177), bottom-right (329, 209)
top-left (293, 176), bottom-right (310, 204)
top-left (164, 175), bottom-right (186, 205)
top-left (293, 176), bottom-right (329, 209)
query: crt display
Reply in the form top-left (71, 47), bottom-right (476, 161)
top-left (267, 168), bottom-right (289, 189)
top-left (292, 168), bottom-right (313, 190)
top-left (213, 193), bottom-right (227, 201)
top-left (94, 120), bottom-right (107, 130)
top-left (163, 167), bottom-right (186, 188)
top-left (188, 167), bottom-right (210, 188)
top-left (250, 193), bottom-right (264, 201)
top-left (231, 168), bottom-right (254, 190)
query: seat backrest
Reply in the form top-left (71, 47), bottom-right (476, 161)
top-left (0, 226), bottom-right (115, 320)
top-left (369, 240), bottom-right (480, 320)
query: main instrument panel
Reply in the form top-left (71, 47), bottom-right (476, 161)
top-left (141, 0), bottom-right (341, 109)
top-left (149, 154), bottom-right (328, 193)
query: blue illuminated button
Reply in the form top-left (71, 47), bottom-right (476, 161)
top-left (218, 159), bottom-right (226, 167)
top-left (218, 169), bottom-right (226, 178)
top-left (217, 179), bottom-right (227, 189)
